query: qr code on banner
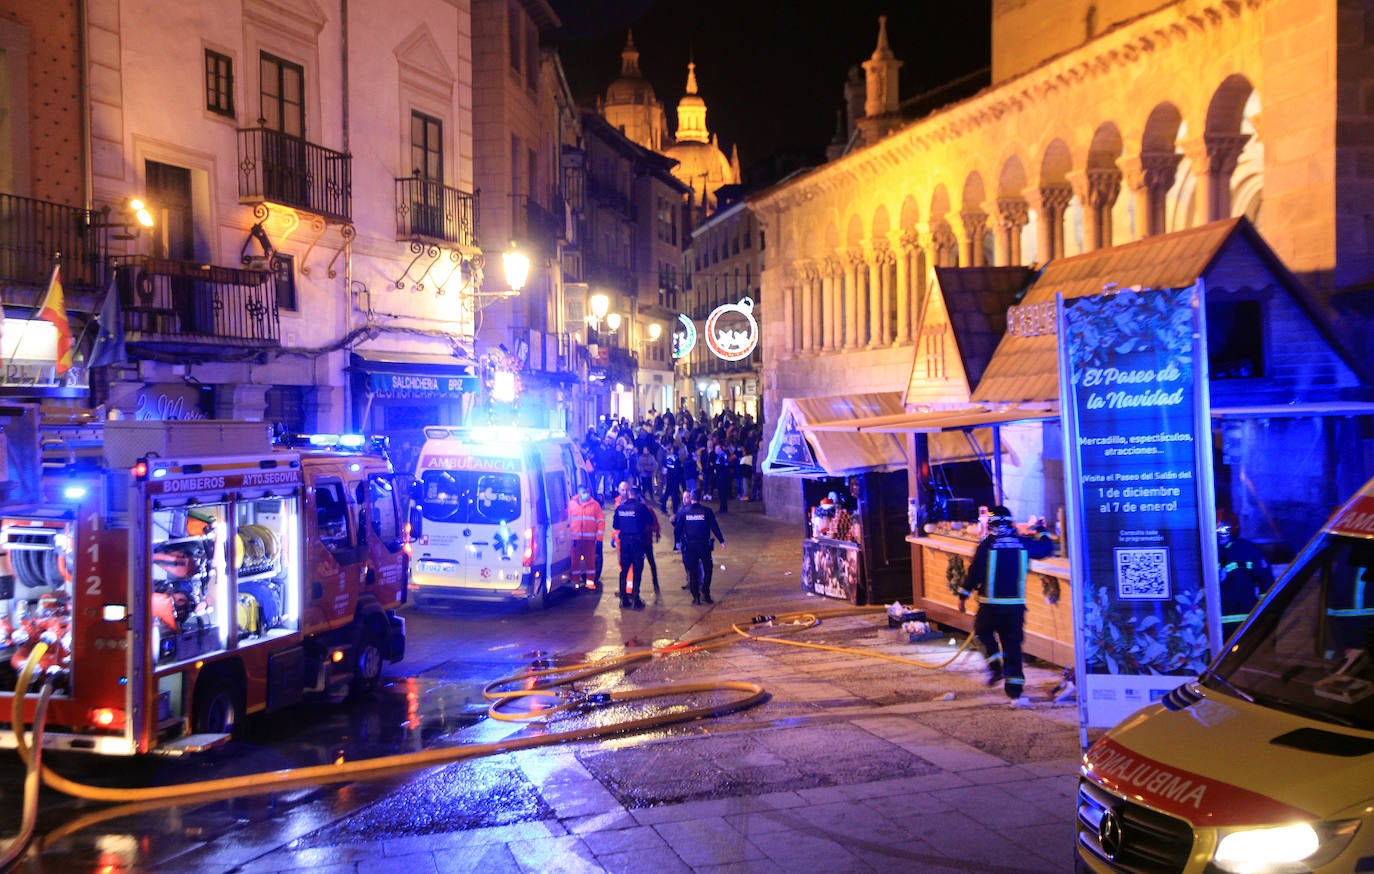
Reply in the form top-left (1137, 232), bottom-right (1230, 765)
top-left (1114, 547), bottom-right (1170, 599)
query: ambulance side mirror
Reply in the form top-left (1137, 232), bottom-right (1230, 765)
top-left (408, 505), bottom-right (423, 541)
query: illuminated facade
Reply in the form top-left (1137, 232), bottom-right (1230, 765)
top-left (755, 0), bottom-right (1374, 520)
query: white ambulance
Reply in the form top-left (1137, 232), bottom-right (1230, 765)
top-left (408, 426), bottom-right (590, 609)
top-left (1076, 477), bottom-right (1374, 873)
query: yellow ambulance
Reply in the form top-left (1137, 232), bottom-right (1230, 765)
top-left (1076, 477), bottom-right (1374, 873)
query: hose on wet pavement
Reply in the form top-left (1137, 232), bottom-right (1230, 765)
top-left (2, 604), bottom-right (977, 866)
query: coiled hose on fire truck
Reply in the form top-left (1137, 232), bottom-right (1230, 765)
top-left (1, 604), bottom-right (978, 868)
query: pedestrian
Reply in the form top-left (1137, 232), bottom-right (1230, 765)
top-left (1217, 514), bottom-right (1274, 641)
top-left (957, 505), bottom-right (1054, 702)
top-left (673, 488), bottom-right (726, 604)
top-left (612, 485), bottom-right (654, 609)
top-left (566, 482), bottom-right (604, 590)
top-left (593, 437), bottom-right (619, 502)
top-left (660, 438), bottom-right (682, 513)
top-left (636, 445), bottom-right (658, 503)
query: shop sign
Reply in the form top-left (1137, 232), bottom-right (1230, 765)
top-left (135, 383), bottom-right (210, 421)
top-left (1059, 284), bottom-right (1218, 730)
top-left (368, 372), bottom-right (472, 399)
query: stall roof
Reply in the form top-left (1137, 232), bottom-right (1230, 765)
top-left (850, 404), bottom-right (1058, 433)
top-left (761, 393), bottom-right (909, 478)
top-left (971, 217), bottom-right (1369, 405)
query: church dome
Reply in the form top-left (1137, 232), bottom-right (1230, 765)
top-left (605, 31), bottom-right (657, 106)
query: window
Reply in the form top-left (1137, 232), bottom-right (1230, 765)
top-left (259, 53), bottom-right (304, 137)
top-left (507, 1), bottom-right (521, 73)
top-left (272, 252), bottom-right (297, 311)
top-left (525, 18), bottom-right (539, 90)
top-left (368, 475), bottom-right (403, 550)
top-left (314, 481), bottom-right (352, 554)
top-left (205, 49), bottom-right (235, 117)
top-left (1207, 299), bottom-right (1265, 380)
top-left (410, 111), bottom-right (443, 181)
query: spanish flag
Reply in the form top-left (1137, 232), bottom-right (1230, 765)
top-left (38, 263), bottom-right (72, 375)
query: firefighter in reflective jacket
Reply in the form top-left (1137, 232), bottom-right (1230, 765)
top-left (672, 488), bottom-right (725, 605)
top-left (613, 486), bottom-right (653, 609)
top-left (1218, 518), bottom-right (1274, 640)
top-left (958, 505), bottom-right (1054, 701)
top-left (567, 483), bottom-right (604, 589)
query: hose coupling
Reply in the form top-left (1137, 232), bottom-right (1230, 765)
top-left (751, 615), bottom-right (775, 625)
top-left (576, 692), bottom-right (614, 711)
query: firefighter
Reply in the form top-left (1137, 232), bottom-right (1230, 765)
top-left (1218, 517), bottom-right (1274, 641)
top-left (567, 482), bottom-right (604, 590)
top-left (612, 485), bottom-right (654, 609)
top-left (672, 488), bottom-right (726, 605)
top-left (958, 505), bottom-right (1054, 702)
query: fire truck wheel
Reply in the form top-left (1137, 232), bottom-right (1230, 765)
top-left (350, 619), bottom-right (385, 697)
top-left (192, 675), bottom-right (243, 736)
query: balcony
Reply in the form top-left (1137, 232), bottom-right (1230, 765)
top-left (237, 126), bottom-right (352, 224)
top-left (394, 175), bottom-right (478, 249)
top-left (0, 193), bottom-right (108, 291)
top-left (119, 258), bottom-right (280, 359)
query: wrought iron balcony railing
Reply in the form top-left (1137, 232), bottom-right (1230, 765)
top-left (121, 258), bottom-right (280, 351)
top-left (0, 193), bottom-right (108, 290)
top-left (394, 175), bottom-right (478, 249)
top-left (237, 126), bottom-right (352, 224)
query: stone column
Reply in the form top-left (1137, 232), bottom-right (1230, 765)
top-left (993, 198), bottom-right (1029, 265)
top-left (823, 256), bottom-right (842, 352)
top-left (961, 210), bottom-right (989, 267)
top-left (781, 272), bottom-right (797, 357)
top-left (1028, 184), bottom-right (1073, 261)
top-left (845, 250), bottom-right (864, 350)
top-left (1183, 133), bottom-right (1250, 225)
top-left (868, 243), bottom-right (889, 347)
top-left (931, 222), bottom-right (957, 268)
top-left (798, 261), bottom-right (816, 353)
top-left (1120, 151), bottom-right (1182, 238)
top-left (893, 230), bottom-right (914, 344)
top-left (1077, 168), bottom-right (1122, 251)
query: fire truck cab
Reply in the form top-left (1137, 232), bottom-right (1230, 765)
top-left (0, 412), bottom-right (407, 755)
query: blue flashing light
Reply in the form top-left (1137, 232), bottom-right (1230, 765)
top-left (63, 484), bottom-right (88, 501)
top-left (340, 434), bottom-right (365, 449)
top-left (152, 468), bottom-right (169, 479)
top-left (349, 462), bottom-right (361, 472)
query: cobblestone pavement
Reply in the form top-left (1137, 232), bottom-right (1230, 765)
top-left (203, 502), bottom-right (1085, 874)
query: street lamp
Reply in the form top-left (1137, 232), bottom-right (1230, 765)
top-left (587, 293), bottom-right (621, 334)
top-left (647, 322), bottom-right (662, 342)
top-left (501, 243), bottom-right (530, 292)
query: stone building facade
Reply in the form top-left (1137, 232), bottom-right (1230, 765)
top-left (754, 0), bottom-right (1374, 521)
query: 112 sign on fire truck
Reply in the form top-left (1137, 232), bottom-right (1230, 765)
top-left (0, 411), bottom-right (408, 755)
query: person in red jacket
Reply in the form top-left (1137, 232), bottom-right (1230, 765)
top-left (567, 483), bottom-right (604, 590)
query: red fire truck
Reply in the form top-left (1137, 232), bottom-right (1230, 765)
top-left (0, 412), bottom-right (408, 755)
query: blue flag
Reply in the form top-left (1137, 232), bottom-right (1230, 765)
top-left (89, 268), bottom-right (126, 368)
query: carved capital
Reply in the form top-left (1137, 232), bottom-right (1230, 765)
top-left (995, 198), bottom-right (1029, 230)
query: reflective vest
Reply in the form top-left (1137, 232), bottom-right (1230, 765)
top-left (568, 496), bottom-right (604, 540)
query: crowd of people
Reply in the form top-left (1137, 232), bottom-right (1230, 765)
top-left (581, 408), bottom-right (764, 517)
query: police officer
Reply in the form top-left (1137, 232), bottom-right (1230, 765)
top-left (612, 485), bottom-right (654, 609)
top-left (958, 505), bottom-right (1054, 701)
top-left (1218, 517), bottom-right (1274, 641)
top-left (672, 488), bottom-right (726, 605)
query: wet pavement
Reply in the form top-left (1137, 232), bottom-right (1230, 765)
top-left (7, 500), bottom-right (1085, 873)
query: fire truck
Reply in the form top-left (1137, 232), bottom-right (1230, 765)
top-left (0, 410), bottom-right (408, 755)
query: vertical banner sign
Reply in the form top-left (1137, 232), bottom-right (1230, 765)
top-left (1059, 284), bottom-right (1217, 732)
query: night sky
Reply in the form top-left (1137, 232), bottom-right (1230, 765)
top-left (549, 0), bottom-right (992, 171)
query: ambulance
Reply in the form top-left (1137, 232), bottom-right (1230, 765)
top-left (0, 413), bottom-right (408, 755)
top-left (1076, 477), bottom-right (1374, 873)
top-left (408, 426), bottom-right (590, 609)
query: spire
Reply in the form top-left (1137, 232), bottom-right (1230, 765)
top-left (863, 15), bottom-right (903, 117)
top-left (675, 60), bottom-right (709, 144)
top-left (620, 29), bottom-right (641, 77)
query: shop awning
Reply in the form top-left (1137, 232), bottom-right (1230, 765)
top-left (350, 350), bottom-right (479, 399)
top-left (761, 393), bottom-right (909, 478)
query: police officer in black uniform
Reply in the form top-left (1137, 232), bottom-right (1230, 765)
top-left (672, 488), bottom-right (726, 604)
top-left (612, 485), bottom-right (654, 609)
top-left (958, 505), bottom-right (1054, 701)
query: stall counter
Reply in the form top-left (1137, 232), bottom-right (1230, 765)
top-left (908, 533), bottom-right (1076, 668)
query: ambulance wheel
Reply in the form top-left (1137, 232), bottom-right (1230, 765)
top-left (192, 676), bottom-right (242, 736)
top-left (525, 578), bottom-right (550, 611)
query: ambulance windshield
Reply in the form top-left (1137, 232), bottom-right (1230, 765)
top-left (419, 471), bottom-right (522, 525)
top-left (1208, 534), bottom-right (1374, 731)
